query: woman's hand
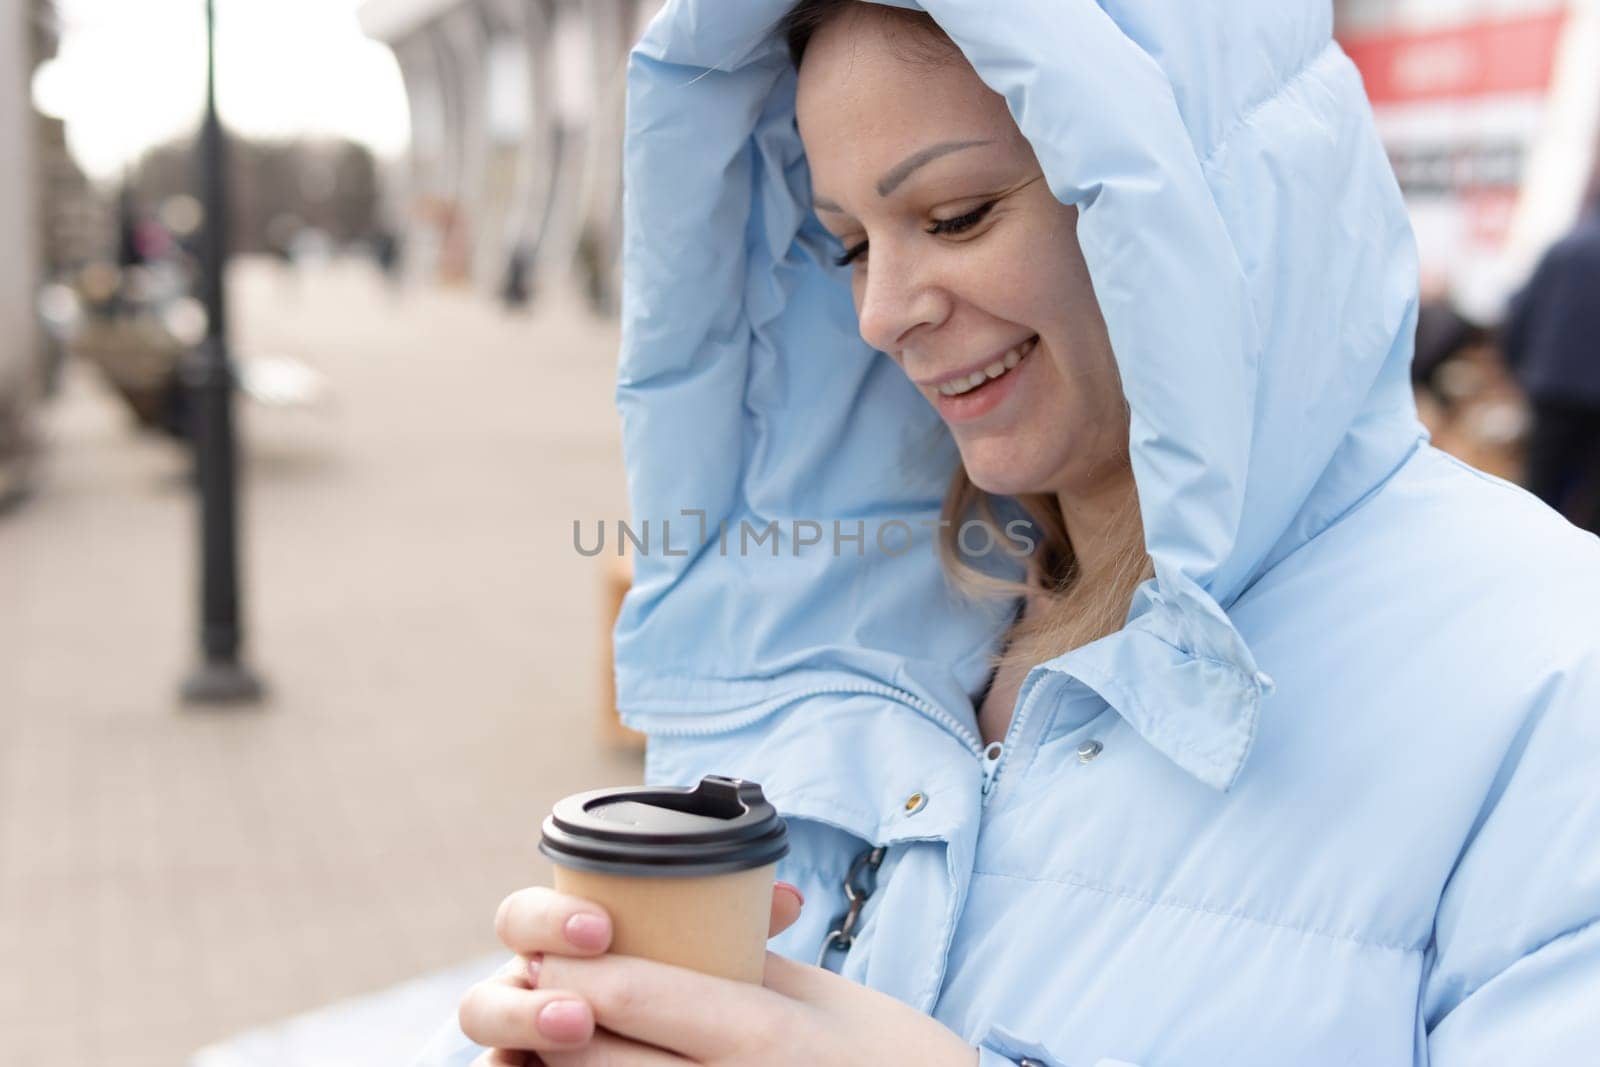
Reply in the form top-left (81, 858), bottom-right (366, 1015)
top-left (528, 946), bottom-right (980, 1067)
top-left (459, 882), bottom-right (979, 1066)
top-left (459, 881), bottom-right (807, 1065)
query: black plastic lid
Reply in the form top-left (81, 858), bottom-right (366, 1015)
top-left (539, 775), bottom-right (789, 877)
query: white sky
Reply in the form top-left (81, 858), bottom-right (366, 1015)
top-left (32, 0), bottom-right (411, 182)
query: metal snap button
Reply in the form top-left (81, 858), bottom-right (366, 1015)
top-left (904, 792), bottom-right (927, 815)
top-left (1077, 739), bottom-right (1103, 763)
top-left (1018, 1059), bottom-right (1046, 1067)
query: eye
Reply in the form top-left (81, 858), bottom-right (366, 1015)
top-left (833, 240), bottom-right (868, 268)
top-left (927, 199), bottom-right (997, 237)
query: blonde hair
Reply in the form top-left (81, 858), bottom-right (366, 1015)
top-left (938, 462), bottom-right (1152, 681)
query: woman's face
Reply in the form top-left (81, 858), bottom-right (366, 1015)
top-left (795, 11), bottom-right (1129, 500)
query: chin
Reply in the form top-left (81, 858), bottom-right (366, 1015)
top-left (955, 447), bottom-right (1052, 498)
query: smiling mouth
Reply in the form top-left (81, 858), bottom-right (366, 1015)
top-left (935, 335), bottom-right (1039, 397)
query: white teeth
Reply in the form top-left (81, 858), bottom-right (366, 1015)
top-left (937, 337), bottom-right (1036, 397)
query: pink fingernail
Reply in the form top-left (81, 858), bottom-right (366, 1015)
top-left (564, 912), bottom-right (610, 950)
top-left (777, 881), bottom-right (805, 907)
top-left (538, 999), bottom-right (592, 1043)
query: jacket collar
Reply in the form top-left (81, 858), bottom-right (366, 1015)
top-left (1061, 624), bottom-right (1274, 793)
top-left (1056, 424), bottom-right (1425, 793)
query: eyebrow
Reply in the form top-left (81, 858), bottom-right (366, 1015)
top-left (812, 138), bottom-right (994, 213)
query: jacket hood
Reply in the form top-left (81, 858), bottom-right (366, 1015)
top-left (612, 0), bottom-right (1427, 791)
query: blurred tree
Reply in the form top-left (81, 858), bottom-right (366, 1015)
top-left (134, 135), bottom-right (381, 254)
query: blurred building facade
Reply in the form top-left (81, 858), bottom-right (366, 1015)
top-left (359, 0), bottom-right (662, 311)
top-left (1, 0), bottom-right (46, 503)
top-left (1, 0), bottom-right (109, 504)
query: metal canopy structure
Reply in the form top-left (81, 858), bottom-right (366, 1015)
top-left (360, 0), bottom-right (661, 311)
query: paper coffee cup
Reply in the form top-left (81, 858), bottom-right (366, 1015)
top-left (539, 775), bottom-right (789, 984)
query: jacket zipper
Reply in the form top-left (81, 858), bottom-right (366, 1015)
top-left (980, 742), bottom-right (1003, 797)
top-left (977, 671), bottom-right (1052, 808)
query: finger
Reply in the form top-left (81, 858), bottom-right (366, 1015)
top-left (769, 882), bottom-right (804, 938)
top-left (542, 1027), bottom-right (685, 1067)
top-left (537, 953), bottom-right (787, 1061)
top-left (469, 958), bottom-right (541, 1066)
top-left (458, 980), bottom-right (596, 1052)
top-left (496, 886), bottom-right (614, 956)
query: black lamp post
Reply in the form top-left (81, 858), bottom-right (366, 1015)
top-left (181, 0), bottom-right (264, 704)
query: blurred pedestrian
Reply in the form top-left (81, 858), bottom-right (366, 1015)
top-left (115, 182), bottom-right (145, 271)
top-left (1412, 277), bottom-right (1484, 418)
top-left (372, 226), bottom-right (402, 285)
top-left (1502, 195), bottom-right (1600, 533)
top-left (499, 246), bottom-right (532, 309)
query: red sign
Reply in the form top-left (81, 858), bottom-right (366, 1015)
top-left (1341, 10), bottom-right (1568, 106)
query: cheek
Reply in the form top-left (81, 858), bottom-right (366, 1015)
top-left (977, 222), bottom-right (1116, 388)
top-left (951, 224), bottom-right (1078, 329)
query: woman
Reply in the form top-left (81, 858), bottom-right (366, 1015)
top-left (432, 1), bottom-right (1600, 1063)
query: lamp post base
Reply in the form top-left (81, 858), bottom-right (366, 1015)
top-left (181, 660), bottom-right (266, 705)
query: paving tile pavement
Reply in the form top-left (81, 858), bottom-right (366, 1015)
top-left (0, 259), bottom-right (645, 1065)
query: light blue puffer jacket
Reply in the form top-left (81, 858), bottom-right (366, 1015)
top-left (421, 1), bottom-right (1600, 1063)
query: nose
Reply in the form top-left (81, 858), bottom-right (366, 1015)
top-left (854, 242), bottom-right (951, 359)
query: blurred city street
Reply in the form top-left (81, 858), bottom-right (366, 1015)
top-left (0, 257), bottom-right (642, 1065)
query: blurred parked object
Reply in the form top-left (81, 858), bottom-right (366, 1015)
top-left (59, 251), bottom-right (334, 439)
top-left (68, 271), bottom-right (193, 435)
top-left (1500, 201), bottom-right (1600, 531)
